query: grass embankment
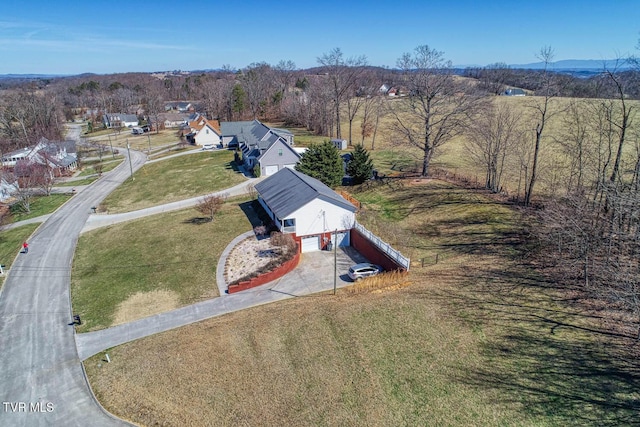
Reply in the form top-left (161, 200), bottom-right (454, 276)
top-left (71, 198), bottom-right (253, 332)
top-left (9, 194), bottom-right (73, 223)
top-left (85, 128), bottom-right (182, 151)
top-left (77, 157), bottom-right (124, 176)
top-left (0, 223), bottom-right (41, 272)
top-left (84, 180), bottom-right (639, 426)
top-left (99, 150), bottom-right (246, 213)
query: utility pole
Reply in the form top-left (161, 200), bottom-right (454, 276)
top-left (147, 133), bottom-right (151, 156)
top-left (108, 135), bottom-right (115, 159)
top-left (126, 140), bottom-right (134, 181)
top-left (333, 229), bottom-right (338, 295)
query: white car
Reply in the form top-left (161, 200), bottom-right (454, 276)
top-left (348, 263), bottom-right (383, 281)
top-left (202, 144), bottom-right (216, 150)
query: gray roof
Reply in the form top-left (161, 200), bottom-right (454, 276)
top-left (255, 168), bottom-right (356, 219)
top-left (221, 120), bottom-right (291, 152)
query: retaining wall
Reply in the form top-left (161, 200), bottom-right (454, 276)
top-left (227, 250), bottom-right (301, 294)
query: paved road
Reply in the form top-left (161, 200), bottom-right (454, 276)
top-left (82, 178), bottom-right (260, 233)
top-left (0, 128), bottom-right (145, 426)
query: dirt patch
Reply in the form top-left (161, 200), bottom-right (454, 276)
top-left (224, 236), bottom-right (291, 284)
top-left (113, 290), bottom-right (180, 325)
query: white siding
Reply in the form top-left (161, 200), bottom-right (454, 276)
top-left (194, 126), bottom-right (221, 146)
top-left (290, 199), bottom-right (355, 237)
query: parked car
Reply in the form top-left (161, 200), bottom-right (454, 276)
top-left (348, 263), bottom-right (383, 281)
top-left (131, 127), bottom-right (144, 135)
top-left (201, 144), bottom-right (216, 150)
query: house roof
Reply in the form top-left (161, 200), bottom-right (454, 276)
top-left (255, 168), bottom-right (356, 219)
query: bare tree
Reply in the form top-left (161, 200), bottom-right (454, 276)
top-left (240, 62), bottom-right (276, 119)
top-left (317, 48), bottom-right (368, 140)
top-left (524, 46), bottom-right (560, 206)
top-left (195, 194), bottom-right (226, 221)
top-left (465, 100), bottom-right (523, 193)
top-left (392, 45), bottom-right (481, 177)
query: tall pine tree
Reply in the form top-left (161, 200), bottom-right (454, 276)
top-left (346, 144), bottom-right (374, 185)
top-left (295, 141), bottom-right (344, 188)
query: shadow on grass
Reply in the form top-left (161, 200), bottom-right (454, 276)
top-left (183, 217), bottom-right (212, 225)
top-left (421, 259), bottom-right (640, 426)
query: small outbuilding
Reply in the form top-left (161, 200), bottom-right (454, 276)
top-left (331, 138), bottom-right (348, 150)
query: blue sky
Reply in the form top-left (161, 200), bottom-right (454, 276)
top-left (1, 0), bottom-right (638, 74)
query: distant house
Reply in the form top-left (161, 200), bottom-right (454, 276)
top-left (221, 120), bottom-right (300, 176)
top-left (255, 168), bottom-right (357, 252)
top-left (1, 138), bottom-right (78, 176)
top-left (150, 112), bottom-right (190, 130)
top-left (165, 101), bottom-right (193, 113)
top-left (504, 88), bottom-right (526, 96)
top-left (184, 115), bottom-right (222, 146)
top-left (103, 113), bottom-right (139, 128)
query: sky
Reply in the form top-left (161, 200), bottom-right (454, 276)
top-left (0, 0), bottom-right (639, 75)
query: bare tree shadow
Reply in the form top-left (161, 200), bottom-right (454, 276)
top-left (182, 217), bottom-right (212, 225)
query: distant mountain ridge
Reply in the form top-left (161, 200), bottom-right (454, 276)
top-left (509, 59), bottom-right (633, 70)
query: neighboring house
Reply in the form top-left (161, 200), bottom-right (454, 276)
top-left (255, 168), bottom-right (357, 252)
top-left (504, 88), bottom-right (526, 96)
top-left (221, 120), bottom-right (300, 176)
top-left (185, 116), bottom-right (222, 146)
top-left (149, 112), bottom-right (190, 130)
top-left (103, 113), bottom-right (139, 128)
top-left (165, 101), bottom-right (193, 113)
top-left (1, 138), bottom-right (78, 176)
top-left (0, 178), bottom-right (18, 202)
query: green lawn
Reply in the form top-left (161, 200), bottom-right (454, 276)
top-left (99, 150), bottom-right (246, 213)
top-left (0, 223), bottom-right (41, 272)
top-left (78, 158), bottom-right (124, 177)
top-left (10, 194), bottom-right (73, 223)
top-left (71, 198), bottom-right (253, 332)
top-left (55, 177), bottom-right (99, 187)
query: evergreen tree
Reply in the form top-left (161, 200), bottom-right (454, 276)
top-left (295, 141), bottom-right (343, 188)
top-left (346, 144), bottom-right (374, 185)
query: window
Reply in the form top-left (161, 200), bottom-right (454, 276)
top-left (278, 149), bottom-right (283, 156)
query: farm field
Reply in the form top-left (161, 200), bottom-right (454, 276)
top-left (338, 95), bottom-right (640, 201)
top-left (84, 179), bottom-right (640, 426)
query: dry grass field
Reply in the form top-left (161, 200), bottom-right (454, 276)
top-left (84, 179), bottom-right (640, 426)
top-left (349, 95), bottom-right (640, 200)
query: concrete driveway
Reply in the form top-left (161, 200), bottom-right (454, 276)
top-left (76, 246), bottom-right (369, 361)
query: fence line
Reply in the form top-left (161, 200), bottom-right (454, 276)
top-left (354, 222), bottom-right (411, 270)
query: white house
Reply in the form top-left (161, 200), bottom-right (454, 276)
top-left (103, 113), bottom-right (138, 128)
top-left (185, 116), bottom-right (222, 146)
top-left (254, 168), bottom-right (357, 252)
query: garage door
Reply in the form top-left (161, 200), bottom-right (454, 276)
top-left (264, 165), bottom-right (279, 176)
top-left (284, 164), bottom-right (296, 169)
top-left (301, 236), bottom-right (320, 252)
top-left (332, 231), bottom-right (350, 247)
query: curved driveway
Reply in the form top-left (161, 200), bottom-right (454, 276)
top-left (0, 127), bottom-right (146, 426)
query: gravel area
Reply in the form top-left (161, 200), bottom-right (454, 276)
top-left (224, 236), bottom-right (290, 283)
